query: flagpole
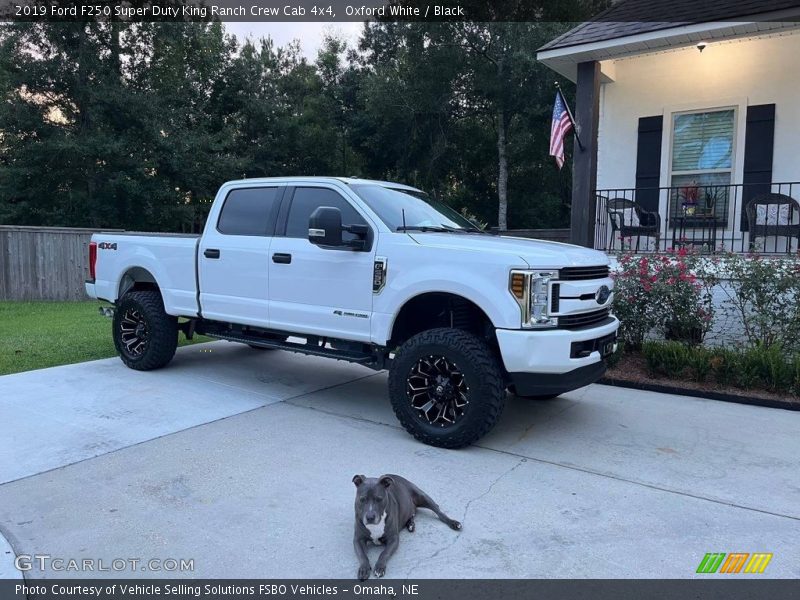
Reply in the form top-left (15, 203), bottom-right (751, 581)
top-left (555, 82), bottom-right (584, 151)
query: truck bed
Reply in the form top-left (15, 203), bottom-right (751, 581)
top-left (89, 232), bottom-right (200, 317)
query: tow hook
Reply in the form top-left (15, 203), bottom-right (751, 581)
top-left (98, 306), bottom-right (115, 318)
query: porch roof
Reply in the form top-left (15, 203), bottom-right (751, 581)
top-left (537, 0), bottom-right (800, 81)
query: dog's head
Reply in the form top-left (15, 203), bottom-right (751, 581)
top-left (352, 474), bottom-right (393, 525)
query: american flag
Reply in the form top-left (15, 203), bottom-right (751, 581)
top-left (549, 92), bottom-right (573, 169)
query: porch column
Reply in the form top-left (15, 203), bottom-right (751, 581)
top-left (570, 61), bottom-right (601, 248)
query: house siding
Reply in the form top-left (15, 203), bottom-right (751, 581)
top-left (596, 31), bottom-right (800, 192)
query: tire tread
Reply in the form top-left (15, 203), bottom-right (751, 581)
top-left (388, 328), bottom-right (506, 449)
top-left (113, 290), bottom-right (178, 371)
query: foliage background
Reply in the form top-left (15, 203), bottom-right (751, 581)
top-left (0, 5), bottom-right (610, 232)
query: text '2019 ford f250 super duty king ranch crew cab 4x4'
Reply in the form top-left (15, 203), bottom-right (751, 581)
top-left (85, 177), bottom-right (618, 448)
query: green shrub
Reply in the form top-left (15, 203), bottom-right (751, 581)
top-left (635, 340), bottom-right (798, 395)
top-left (691, 346), bottom-right (714, 383)
top-left (793, 355), bottom-right (800, 396)
top-left (642, 341), bottom-right (692, 378)
top-left (709, 348), bottom-right (740, 387)
top-left (738, 344), bottom-right (794, 392)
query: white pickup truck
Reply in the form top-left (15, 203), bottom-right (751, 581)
top-left (86, 177), bottom-right (618, 448)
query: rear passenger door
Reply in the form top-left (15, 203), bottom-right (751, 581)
top-left (268, 184), bottom-right (376, 341)
top-left (199, 185), bottom-right (284, 326)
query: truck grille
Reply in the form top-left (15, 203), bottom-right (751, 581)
top-left (559, 265), bottom-right (609, 281)
top-left (558, 308), bottom-right (611, 329)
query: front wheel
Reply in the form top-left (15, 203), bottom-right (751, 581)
top-left (388, 328), bottom-right (506, 449)
top-left (113, 290), bottom-right (178, 371)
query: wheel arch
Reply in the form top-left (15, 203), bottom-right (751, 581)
top-left (388, 292), bottom-right (497, 348)
top-left (118, 266), bottom-right (160, 300)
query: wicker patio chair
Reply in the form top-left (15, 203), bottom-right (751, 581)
top-left (745, 193), bottom-right (800, 251)
top-left (606, 198), bottom-right (661, 251)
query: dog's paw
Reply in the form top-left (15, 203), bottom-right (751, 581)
top-left (406, 520), bottom-right (415, 532)
top-left (448, 519), bottom-right (462, 531)
top-left (358, 564), bottom-right (371, 581)
top-left (373, 566), bottom-right (386, 578)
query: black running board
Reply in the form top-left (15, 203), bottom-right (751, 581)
top-left (205, 331), bottom-right (385, 369)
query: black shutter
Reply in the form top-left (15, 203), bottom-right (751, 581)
top-left (741, 104), bottom-right (775, 231)
top-left (635, 116), bottom-right (663, 212)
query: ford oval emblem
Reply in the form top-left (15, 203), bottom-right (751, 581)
top-left (595, 285), bottom-right (611, 305)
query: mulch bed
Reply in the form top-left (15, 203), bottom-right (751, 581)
top-left (601, 353), bottom-right (799, 410)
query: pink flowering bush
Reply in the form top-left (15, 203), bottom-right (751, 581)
top-left (612, 248), bottom-right (715, 349)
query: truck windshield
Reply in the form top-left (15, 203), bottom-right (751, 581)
top-left (351, 184), bottom-right (482, 232)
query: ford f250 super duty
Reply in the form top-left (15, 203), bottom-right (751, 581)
top-left (85, 177), bottom-right (618, 448)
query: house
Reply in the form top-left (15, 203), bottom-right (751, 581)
top-left (537, 0), bottom-right (800, 254)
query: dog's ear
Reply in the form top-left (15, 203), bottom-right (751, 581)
top-left (379, 476), bottom-right (394, 488)
top-left (352, 474), bottom-right (365, 487)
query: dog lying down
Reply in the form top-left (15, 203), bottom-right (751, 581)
top-left (352, 474), bottom-right (462, 580)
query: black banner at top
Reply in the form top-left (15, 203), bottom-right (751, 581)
top-left (2, 0), bottom-right (800, 23)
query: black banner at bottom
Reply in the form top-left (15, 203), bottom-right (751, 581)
top-left (3, 579), bottom-right (798, 600)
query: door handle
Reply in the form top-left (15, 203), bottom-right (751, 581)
top-left (204, 248), bottom-right (220, 259)
top-left (272, 253), bottom-right (292, 264)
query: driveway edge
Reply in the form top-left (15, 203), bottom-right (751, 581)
top-left (599, 377), bottom-right (799, 411)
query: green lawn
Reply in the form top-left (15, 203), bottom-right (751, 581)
top-left (0, 301), bottom-right (208, 376)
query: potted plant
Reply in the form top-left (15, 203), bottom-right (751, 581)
top-left (678, 181), bottom-right (699, 216)
top-left (700, 186), bottom-right (726, 218)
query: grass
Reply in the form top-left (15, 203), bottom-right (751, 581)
top-left (0, 301), bottom-right (208, 376)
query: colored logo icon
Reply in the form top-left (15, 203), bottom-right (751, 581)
top-left (696, 552), bottom-right (772, 574)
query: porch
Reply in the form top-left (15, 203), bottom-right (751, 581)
top-left (536, 7), bottom-right (800, 256)
top-left (594, 181), bottom-right (800, 254)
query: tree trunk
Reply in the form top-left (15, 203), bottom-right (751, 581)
top-left (497, 108), bottom-right (508, 231)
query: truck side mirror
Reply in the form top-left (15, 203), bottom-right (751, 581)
top-left (308, 206), bottom-right (344, 247)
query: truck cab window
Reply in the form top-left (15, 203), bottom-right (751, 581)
top-left (217, 187), bottom-right (280, 236)
top-left (285, 187), bottom-right (367, 242)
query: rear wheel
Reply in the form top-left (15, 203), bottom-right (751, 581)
top-left (113, 290), bottom-right (178, 371)
top-left (388, 328), bottom-right (506, 449)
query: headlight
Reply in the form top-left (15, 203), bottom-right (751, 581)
top-left (530, 271), bottom-right (557, 328)
top-left (509, 270), bottom-right (558, 329)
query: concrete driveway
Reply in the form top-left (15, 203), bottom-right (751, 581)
top-left (0, 342), bottom-right (798, 579)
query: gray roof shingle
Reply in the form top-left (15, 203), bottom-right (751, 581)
top-left (540, 0), bottom-right (800, 51)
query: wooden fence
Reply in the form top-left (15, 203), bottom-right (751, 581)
top-left (0, 226), bottom-right (121, 301)
top-left (0, 225), bottom-right (573, 302)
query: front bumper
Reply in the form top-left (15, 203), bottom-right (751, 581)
top-left (509, 361), bottom-right (608, 397)
top-left (496, 316), bottom-right (619, 376)
top-left (496, 316), bottom-right (619, 394)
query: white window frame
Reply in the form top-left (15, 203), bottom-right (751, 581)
top-left (668, 105), bottom-right (738, 187)
top-left (663, 104), bottom-right (742, 233)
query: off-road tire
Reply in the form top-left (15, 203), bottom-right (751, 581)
top-left (388, 328), bottom-right (506, 449)
top-left (113, 290), bottom-right (178, 371)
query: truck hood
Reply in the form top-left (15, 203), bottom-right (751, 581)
top-left (407, 232), bottom-right (609, 268)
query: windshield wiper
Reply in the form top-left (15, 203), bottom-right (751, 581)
top-left (396, 225), bottom-right (452, 233)
top-left (438, 224), bottom-right (493, 235)
top-left (396, 224), bottom-right (494, 234)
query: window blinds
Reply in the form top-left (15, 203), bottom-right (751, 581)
top-left (671, 109), bottom-right (734, 172)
